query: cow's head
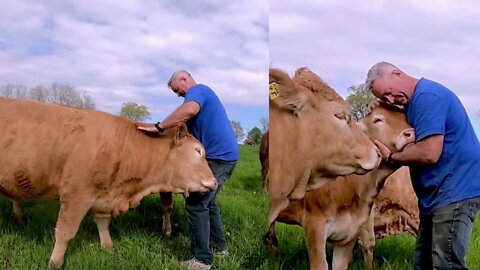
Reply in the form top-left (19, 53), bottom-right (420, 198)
top-left (269, 67), bottom-right (381, 178)
top-left (358, 103), bottom-right (415, 152)
top-left (160, 123), bottom-right (217, 194)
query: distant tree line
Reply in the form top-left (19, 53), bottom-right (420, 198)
top-left (0, 82), bottom-right (95, 109)
top-left (1, 82), bottom-right (267, 143)
top-left (230, 116), bottom-right (268, 145)
top-left (119, 102), bottom-right (151, 121)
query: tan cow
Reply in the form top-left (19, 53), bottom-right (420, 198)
top-left (267, 67), bottom-right (381, 254)
top-left (268, 104), bottom-right (414, 270)
top-left (0, 97), bottom-right (216, 269)
top-left (358, 166), bottom-right (419, 268)
top-left (259, 130), bottom-right (269, 192)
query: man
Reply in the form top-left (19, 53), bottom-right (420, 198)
top-left (365, 61), bottom-right (480, 270)
top-left (138, 70), bottom-right (239, 270)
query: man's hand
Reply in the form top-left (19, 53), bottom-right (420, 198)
top-left (374, 139), bottom-right (391, 162)
top-left (365, 99), bottom-right (381, 115)
top-left (137, 125), bottom-right (160, 133)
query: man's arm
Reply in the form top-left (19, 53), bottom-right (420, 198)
top-left (137, 101), bottom-right (200, 133)
top-left (159, 101), bottom-right (200, 129)
top-left (376, 134), bottom-right (444, 165)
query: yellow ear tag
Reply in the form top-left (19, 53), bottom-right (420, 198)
top-left (269, 82), bottom-right (279, 100)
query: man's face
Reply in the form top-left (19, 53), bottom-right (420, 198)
top-left (170, 78), bottom-right (186, 97)
top-left (371, 72), bottom-right (409, 106)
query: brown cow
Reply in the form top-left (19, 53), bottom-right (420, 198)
top-left (259, 130), bottom-right (269, 192)
top-left (0, 97), bottom-right (216, 269)
top-left (267, 67), bottom-right (381, 255)
top-left (244, 139), bottom-right (256, 145)
top-left (358, 166), bottom-right (419, 268)
top-left (268, 104), bottom-right (414, 270)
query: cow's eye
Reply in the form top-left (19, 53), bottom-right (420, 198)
top-left (373, 117), bottom-right (383, 124)
top-left (345, 113), bottom-right (352, 124)
top-left (335, 112), bottom-right (346, 120)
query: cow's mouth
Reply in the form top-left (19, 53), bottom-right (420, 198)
top-left (202, 179), bottom-right (218, 192)
top-left (195, 179), bottom-right (217, 195)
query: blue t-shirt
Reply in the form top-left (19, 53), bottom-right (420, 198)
top-left (184, 84), bottom-right (239, 161)
top-left (405, 78), bottom-right (480, 215)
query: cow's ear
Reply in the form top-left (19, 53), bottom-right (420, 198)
top-left (293, 67), bottom-right (344, 103)
top-left (173, 122), bottom-right (189, 146)
top-left (269, 68), bottom-right (308, 116)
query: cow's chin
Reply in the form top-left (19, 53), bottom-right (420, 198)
top-left (356, 148), bottom-right (382, 174)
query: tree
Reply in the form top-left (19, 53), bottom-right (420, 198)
top-left (119, 102), bottom-right (151, 121)
top-left (260, 117), bottom-right (269, 133)
top-left (0, 83), bottom-right (28, 99)
top-left (246, 126), bottom-right (262, 145)
top-left (1, 82), bottom-right (95, 109)
top-left (81, 93), bottom-right (96, 109)
top-left (345, 83), bottom-right (375, 121)
top-left (48, 82), bottom-right (93, 109)
top-left (29, 85), bottom-right (49, 102)
top-left (230, 120), bottom-right (244, 142)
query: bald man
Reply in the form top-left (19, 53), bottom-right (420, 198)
top-left (139, 70), bottom-right (238, 270)
top-left (365, 62), bottom-right (480, 270)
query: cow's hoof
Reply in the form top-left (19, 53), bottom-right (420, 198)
top-left (263, 233), bottom-right (280, 257)
top-left (163, 232), bottom-right (173, 240)
top-left (47, 260), bottom-right (63, 270)
top-left (268, 245), bottom-right (280, 257)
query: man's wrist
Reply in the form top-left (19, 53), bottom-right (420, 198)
top-left (154, 122), bottom-right (165, 132)
top-left (386, 152), bottom-right (396, 166)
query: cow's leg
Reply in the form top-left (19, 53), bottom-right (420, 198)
top-left (12, 201), bottom-right (26, 224)
top-left (268, 197), bottom-right (290, 229)
top-left (331, 240), bottom-right (356, 270)
top-left (358, 208), bottom-right (376, 269)
top-left (48, 201), bottom-right (91, 270)
top-left (264, 221), bottom-right (279, 256)
top-left (304, 218), bottom-right (328, 270)
top-left (261, 162), bottom-right (268, 192)
top-left (92, 214), bottom-right (113, 248)
top-left (160, 192), bottom-right (173, 239)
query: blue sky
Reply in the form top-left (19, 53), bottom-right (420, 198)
top-left (270, 0), bottom-right (480, 137)
top-left (0, 0), bottom-right (268, 132)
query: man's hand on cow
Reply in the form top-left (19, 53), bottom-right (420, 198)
top-left (365, 99), bottom-right (381, 115)
top-left (374, 140), bottom-right (391, 162)
top-left (137, 126), bottom-right (160, 133)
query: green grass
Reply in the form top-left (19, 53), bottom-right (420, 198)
top-left (0, 145), bottom-right (479, 269)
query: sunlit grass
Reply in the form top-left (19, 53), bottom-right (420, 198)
top-left (0, 145), bottom-right (479, 269)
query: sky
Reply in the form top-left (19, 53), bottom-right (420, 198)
top-left (0, 0), bottom-right (268, 132)
top-left (270, 0), bottom-right (480, 136)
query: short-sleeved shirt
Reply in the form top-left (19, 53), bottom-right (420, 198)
top-left (184, 84), bottom-right (239, 161)
top-left (405, 78), bottom-right (480, 215)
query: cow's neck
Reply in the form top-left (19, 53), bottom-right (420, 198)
top-left (358, 165), bottom-right (398, 205)
top-left (106, 137), bottom-right (176, 217)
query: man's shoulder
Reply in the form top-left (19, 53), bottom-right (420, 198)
top-left (191, 84), bottom-right (214, 92)
top-left (416, 78), bottom-right (452, 96)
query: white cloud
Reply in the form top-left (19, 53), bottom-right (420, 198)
top-left (270, 0), bottom-right (480, 112)
top-left (0, 0), bottom-right (268, 127)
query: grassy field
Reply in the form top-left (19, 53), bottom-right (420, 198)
top-left (0, 145), bottom-right (479, 269)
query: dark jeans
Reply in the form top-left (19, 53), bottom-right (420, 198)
top-left (414, 197), bottom-right (480, 270)
top-left (185, 159), bottom-right (236, 264)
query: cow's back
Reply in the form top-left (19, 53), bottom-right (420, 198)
top-left (0, 97), bottom-right (148, 201)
